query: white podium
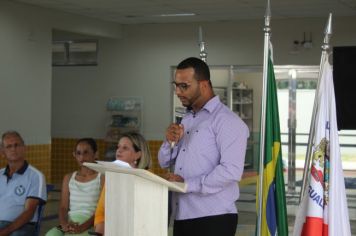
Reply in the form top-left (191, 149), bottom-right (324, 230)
top-left (84, 162), bottom-right (186, 236)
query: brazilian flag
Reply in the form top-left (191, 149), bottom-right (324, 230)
top-left (259, 51), bottom-right (288, 236)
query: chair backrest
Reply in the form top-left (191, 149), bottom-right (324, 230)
top-left (34, 203), bottom-right (45, 236)
top-left (34, 184), bottom-right (54, 235)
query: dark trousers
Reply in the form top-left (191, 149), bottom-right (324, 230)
top-left (173, 213), bottom-right (238, 236)
top-left (0, 221), bottom-right (35, 236)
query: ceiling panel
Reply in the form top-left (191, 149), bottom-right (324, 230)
top-left (10, 0), bottom-right (356, 24)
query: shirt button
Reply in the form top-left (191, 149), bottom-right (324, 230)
top-left (187, 131), bottom-right (190, 134)
top-left (179, 167), bottom-right (182, 170)
top-left (182, 149), bottom-right (185, 152)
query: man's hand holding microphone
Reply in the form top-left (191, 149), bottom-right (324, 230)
top-left (166, 123), bottom-right (184, 149)
top-left (165, 107), bottom-right (186, 182)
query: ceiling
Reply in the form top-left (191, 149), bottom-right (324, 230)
top-left (11, 0), bottom-right (356, 24)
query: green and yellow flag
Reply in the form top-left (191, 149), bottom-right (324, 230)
top-left (259, 50), bottom-right (288, 236)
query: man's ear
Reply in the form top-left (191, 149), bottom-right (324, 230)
top-left (200, 80), bottom-right (211, 91)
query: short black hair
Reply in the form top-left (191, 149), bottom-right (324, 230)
top-left (177, 57), bottom-right (211, 84)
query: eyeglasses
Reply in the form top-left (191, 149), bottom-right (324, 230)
top-left (3, 143), bottom-right (24, 150)
top-left (172, 81), bottom-right (191, 91)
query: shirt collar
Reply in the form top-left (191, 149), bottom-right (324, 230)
top-left (200, 95), bottom-right (220, 113)
top-left (185, 95), bottom-right (220, 116)
top-left (3, 160), bottom-right (29, 177)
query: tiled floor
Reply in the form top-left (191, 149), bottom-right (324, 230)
top-left (39, 171), bottom-right (356, 236)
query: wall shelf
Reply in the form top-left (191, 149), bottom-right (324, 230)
top-left (104, 97), bottom-right (143, 160)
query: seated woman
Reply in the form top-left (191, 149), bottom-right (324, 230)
top-left (46, 138), bottom-right (105, 236)
top-left (93, 132), bottom-right (151, 235)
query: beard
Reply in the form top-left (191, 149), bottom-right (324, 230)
top-left (178, 87), bottom-right (201, 109)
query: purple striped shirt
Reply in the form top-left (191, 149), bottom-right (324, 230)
top-left (158, 96), bottom-right (249, 220)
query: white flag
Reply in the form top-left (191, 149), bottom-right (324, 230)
top-left (293, 58), bottom-right (351, 236)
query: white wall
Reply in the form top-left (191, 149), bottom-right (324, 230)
top-left (0, 1), bottom-right (121, 144)
top-left (52, 16), bottom-right (356, 140)
top-left (0, 1), bottom-right (52, 144)
top-left (2, 1), bottom-right (356, 142)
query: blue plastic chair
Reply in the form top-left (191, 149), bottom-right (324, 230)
top-left (34, 203), bottom-right (45, 236)
top-left (34, 184), bottom-right (54, 236)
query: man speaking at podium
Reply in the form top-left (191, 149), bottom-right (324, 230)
top-left (158, 57), bottom-right (249, 236)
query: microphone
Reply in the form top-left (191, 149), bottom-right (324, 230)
top-left (170, 107), bottom-right (186, 149)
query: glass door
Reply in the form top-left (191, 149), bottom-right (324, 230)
top-left (274, 66), bottom-right (319, 195)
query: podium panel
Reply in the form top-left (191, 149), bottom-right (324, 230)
top-left (106, 172), bottom-right (168, 236)
top-left (84, 162), bottom-right (186, 236)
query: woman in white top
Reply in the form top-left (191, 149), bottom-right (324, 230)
top-left (46, 138), bottom-right (105, 236)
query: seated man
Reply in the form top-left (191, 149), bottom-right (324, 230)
top-left (0, 130), bottom-right (47, 236)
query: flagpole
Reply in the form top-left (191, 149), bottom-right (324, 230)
top-left (299, 13), bottom-right (333, 202)
top-left (257, 1), bottom-right (271, 235)
top-left (198, 26), bottom-right (208, 62)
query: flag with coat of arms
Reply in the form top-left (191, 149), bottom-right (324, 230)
top-left (292, 57), bottom-right (351, 236)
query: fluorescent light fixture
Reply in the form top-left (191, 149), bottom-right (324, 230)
top-left (153, 13), bottom-right (196, 17)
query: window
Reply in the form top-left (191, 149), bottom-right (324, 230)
top-left (52, 40), bottom-right (98, 66)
